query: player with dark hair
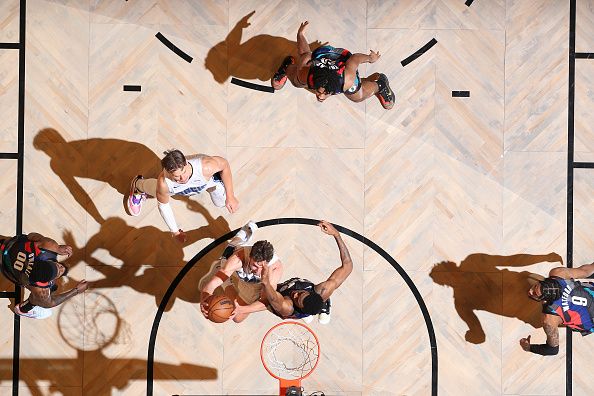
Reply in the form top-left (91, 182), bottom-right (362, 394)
top-left (0, 233), bottom-right (88, 319)
top-left (520, 262), bottom-right (594, 355)
top-left (271, 21), bottom-right (395, 109)
top-left (200, 222), bottom-right (284, 323)
top-left (258, 220), bottom-right (353, 325)
top-left (127, 149), bottom-right (239, 243)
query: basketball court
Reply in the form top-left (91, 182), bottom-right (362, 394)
top-left (1, 0), bottom-right (593, 395)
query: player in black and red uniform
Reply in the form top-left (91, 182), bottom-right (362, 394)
top-left (0, 233), bottom-right (88, 319)
top-left (271, 21), bottom-right (395, 109)
top-left (520, 261), bottom-right (594, 355)
top-left (261, 220), bottom-right (352, 325)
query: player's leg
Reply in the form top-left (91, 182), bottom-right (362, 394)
top-left (127, 176), bottom-right (157, 216)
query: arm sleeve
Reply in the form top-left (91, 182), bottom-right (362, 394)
top-left (529, 344), bottom-right (559, 355)
top-left (157, 201), bottom-right (179, 232)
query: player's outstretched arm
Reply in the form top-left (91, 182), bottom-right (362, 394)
top-left (27, 233), bottom-right (72, 257)
top-left (296, 21), bottom-right (312, 67)
top-left (261, 265), bottom-right (293, 317)
top-left (314, 220), bottom-right (353, 300)
top-left (29, 280), bottom-right (88, 308)
top-left (200, 255), bottom-right (241, 317)
top-left (550, 262), bottom-right (594, 279)
top-left (519, 314), bottom-right (562, 355)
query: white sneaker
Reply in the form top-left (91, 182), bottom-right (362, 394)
top-left (318, 299), bottom-right (331, 325)
top-left (318, 312), bottom-right (331, 325)
top-left (14, 303), bottom-right (53, 319)
top-left (234, 220), bottom-right (258, 246)
top-left (302, 315), bottom-right (314, 324)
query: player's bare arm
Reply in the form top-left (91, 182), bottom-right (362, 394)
top-left (314, 220), bottom-right (353, 300)
top-left (296, 21), bottom-right (312, 64)
top-left (550, 263), bottom-right (594, 279)
top-left (28, 280), bottom-right (88, 308)
top-left (27, 232), bottom-right (72, 257)
top-left (200, 254), bottom-right (242, 317)
top-left (202, 155), bottom-right (239, 213)
top-left (261, 264), bottom-right (293, 317)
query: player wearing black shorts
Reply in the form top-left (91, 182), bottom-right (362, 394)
top-left (1, 233), bottom-right (88, 319)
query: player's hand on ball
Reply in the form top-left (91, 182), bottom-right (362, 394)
top-left (369, 50), bottom-right (380, 63)
top-left (200, 298), bottom-right (210, 319)
top-left (519, 335), bottom-right (531, 351)
top-left (229, 300), bottom-right (241, 319)
top-left (318, 220), bottom-right (339, 236)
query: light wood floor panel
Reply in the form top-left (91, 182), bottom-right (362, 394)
top-left (0, 0), bottom-right (19, 42)
top-left (363, 270), bottom-right (432, 395)
top-left (0, 160), bottom-right (17, 237)
top-left (0, 50), bottom-right (19, 153)
top-left (573, 170), bottom-right (594, 267)
top-left (575, 61), bottom-right (594, 156)
top-left (1, 1), bottom-right (589, 395)
top-left (576, 0), bottom-right (594, 53)
top-left (502, 152), bottom-right (567, 256)
top-left (504, 0), bottom-right (568, 153)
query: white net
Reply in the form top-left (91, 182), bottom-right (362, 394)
top-left (261, 322), bottom-right (319, 380)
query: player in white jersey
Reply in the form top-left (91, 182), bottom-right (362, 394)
top-left (127, 149), bottom-right (239, 242)
top-left (200, 222), bottom-right (284, 323)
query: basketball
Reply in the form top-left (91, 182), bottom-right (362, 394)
top-left (207, 295), bottom-right (235, 323)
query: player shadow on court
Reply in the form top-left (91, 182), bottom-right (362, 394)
top-left (0, 291), bottom-right (217, 395)
top-left (429, 252), bottom-right (563, 344)
top-left (205, 10), bottom-right (326, 84)
top-left (64, 204), bottom-right (230, 311)
top-left (33, 128), bottom-right (163, 225)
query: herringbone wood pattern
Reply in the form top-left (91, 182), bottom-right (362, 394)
top-left (0, 0), bottom-right (592, 395)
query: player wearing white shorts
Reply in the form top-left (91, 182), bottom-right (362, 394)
top-left (200, 222), bottom-right (284, 323)
top-left (127, 149), bottom-right (239, 242)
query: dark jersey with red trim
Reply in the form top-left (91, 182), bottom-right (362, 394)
top-left (0, 235), bottom-right (55, 288)
top-left (271, 277), bottom-right (316, 319)
top-left (307, 46), bottom-right (360, 95)
top-left (543, 278), bottom-right (594, 335)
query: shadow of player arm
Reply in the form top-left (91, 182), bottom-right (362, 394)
top-left (455, 299), bottom-right (486, 344)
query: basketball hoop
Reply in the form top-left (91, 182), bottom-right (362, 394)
top-left (260, 321), bottom-right (320, 396)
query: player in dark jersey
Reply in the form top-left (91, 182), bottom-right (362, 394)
top-left (520, 262), bottom-right (594, 355)
top-left (0, 233), bottom-right (88, 319)
top-left (271, 21), bottom-right (395, 110)
top-left (259, 220), bottom-right (353, 324)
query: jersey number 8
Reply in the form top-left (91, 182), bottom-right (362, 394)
top-left (571, 296), bottom-right (588, 307)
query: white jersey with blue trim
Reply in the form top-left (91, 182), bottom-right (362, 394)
top-left (164, 155), bottom-right (219, 196)
top-left (235, 246), bottom-right (279, 283)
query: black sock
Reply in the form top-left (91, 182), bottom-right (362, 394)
top-left (20, 300), bottom-right (35, 313)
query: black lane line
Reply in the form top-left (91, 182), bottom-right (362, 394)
top-left (452, 91), bottom-right (470, 97)
top-left (465, 0), bottom-right (475, 6)
top-left (0, 292), bottom-right (17, 298)
top-left (230, 77), bottom-right (275, 93)
top-left (123, 85), bottom-right (141, 92)
top-left (0, 153), bottom-right (19, 159)
top-left (155, 32), bottom-right (193, 63)
top-left (401, 38), bottom-right (438, 67)
top-left (574, 162), bottom-right (594, 169)
top-left (0, 43), bottom-right (20, 49)
top-left (13, 1), bottom-right (26, 396)
top-left (575, 53), bottom-right (594, 59)
top-left (567, 1), bottom-right (576, 395)
top-left (146, 218), bottom-right (438, 396)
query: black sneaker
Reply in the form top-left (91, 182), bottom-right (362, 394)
top-left (375, 73), bottom-right (395, 110)
top-left (271, 56), bottom-right (295, 90)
